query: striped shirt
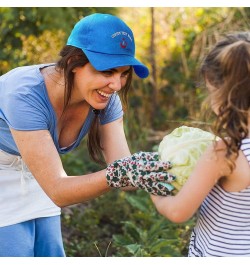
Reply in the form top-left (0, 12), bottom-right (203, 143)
top-left (188, 138), bottom-right (250, 257)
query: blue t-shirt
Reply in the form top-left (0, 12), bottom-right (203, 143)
top-left (0, 64), bottom-right (123, 156)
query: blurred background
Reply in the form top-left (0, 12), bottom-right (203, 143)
top-left (1, 6), bottom-right (249, 256)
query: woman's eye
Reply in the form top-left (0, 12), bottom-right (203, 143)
top-left (121, 71), bottom-right (130, 78)
top-left (102, 71), bottom-right (113, 76)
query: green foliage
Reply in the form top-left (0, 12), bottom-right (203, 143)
top-left (62, 189), bottom-right (194, 257)
top-left (0, 7), bottom-right (117, 74)
top-left (112, 190), bottom-right (194, 257)
top-left (62, 190), bottom-right (136, 257)
top-left (61, 139), bottom-right (103, 175)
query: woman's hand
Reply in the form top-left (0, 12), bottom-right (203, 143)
top-left (106, 151), bottom-right (175, 196)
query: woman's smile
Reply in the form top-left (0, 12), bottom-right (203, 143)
top-left (96, 89), bottom-right (114, 99)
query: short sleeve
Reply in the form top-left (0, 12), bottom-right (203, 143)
top-left (2, 87), bottom-right (50, 131)
top-left (99, 93), bottom-right (124, 125)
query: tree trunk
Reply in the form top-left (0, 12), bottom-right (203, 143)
top-left (149, 7), bottom-right (158, 124)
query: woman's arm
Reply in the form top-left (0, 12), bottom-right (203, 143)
top-left (99, 117), bottom-right (137, 191)
top-left (151, 141), bottom-right (230, 223)
top-left (99, 117), bottom-right (131, 164)
top-left (9, 118), bottom-right (129, 207)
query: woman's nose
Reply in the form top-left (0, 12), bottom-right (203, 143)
top-left (108, 75), bottom-right (122, 91)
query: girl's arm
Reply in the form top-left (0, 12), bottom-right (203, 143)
top-left (151, 141), bottom-right (230, 223)
top-left (10, 117), bottom-right (130, 207)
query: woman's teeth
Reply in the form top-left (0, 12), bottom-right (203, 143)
top-left (97, 90), bottom-right (113, 98)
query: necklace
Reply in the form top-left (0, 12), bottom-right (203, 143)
top-left (44, 66), bottom-right (65, 86)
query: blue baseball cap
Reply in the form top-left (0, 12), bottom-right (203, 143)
top-left (67, 13), bottom-right (149, 78)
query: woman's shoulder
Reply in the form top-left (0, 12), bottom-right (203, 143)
top-left (0, 64), bottom-right (52, 100)
top-left (0, 64), bottom-right (54, 117)
top-left (0, 64), bottom-right (52, 89)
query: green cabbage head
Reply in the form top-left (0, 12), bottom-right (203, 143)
top-left (158, 126), bottom-right (217, 192)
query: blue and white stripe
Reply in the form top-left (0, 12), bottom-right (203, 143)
top-left (188, 138), bottom-right (250, 257)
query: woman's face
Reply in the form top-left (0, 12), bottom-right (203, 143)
top-left (72, 63), bottom-right (131, 109)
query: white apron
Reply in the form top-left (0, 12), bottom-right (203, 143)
top-left (0, 149), bottom-right (60, 227)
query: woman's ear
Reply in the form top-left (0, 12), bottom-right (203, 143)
top-left (67, 55), bottom-right (82, 72)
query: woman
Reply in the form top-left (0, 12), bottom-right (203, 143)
top-left (0, 13), bottom-right (174, 257)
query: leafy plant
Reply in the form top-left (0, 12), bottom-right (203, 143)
top-left (62, 190), bottom-right (136, 257)
top-left (112, 190), bottom-right (194, 257)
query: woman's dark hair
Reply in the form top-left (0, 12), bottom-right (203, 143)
top-left (56, 45), bottom-right (133, 164)
top-left (201, 32), bottom-right (250, 171)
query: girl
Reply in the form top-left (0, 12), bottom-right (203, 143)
top-left (151, 32), bottom-right (250, 257)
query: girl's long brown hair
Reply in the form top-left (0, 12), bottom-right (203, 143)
top-left (56, 46), bottom-right (133, 164)
top-left (201, 32), bottom-right (250, 171)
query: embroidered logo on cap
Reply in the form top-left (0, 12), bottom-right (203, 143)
top-left (112, 31), bottom-right (132, 50)
top-left (120, 38), bottom-right (127, 49)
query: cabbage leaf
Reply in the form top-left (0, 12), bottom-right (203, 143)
top-left (158, 126), bottom-right (218, 192)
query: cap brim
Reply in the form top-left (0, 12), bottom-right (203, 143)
top-left (83, 49), bottom-right (149, 78)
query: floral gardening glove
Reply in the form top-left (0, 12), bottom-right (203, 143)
top-left (106, 151), bottom-right (175, 196)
